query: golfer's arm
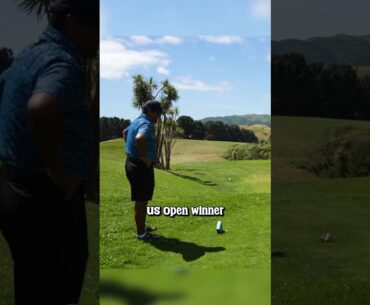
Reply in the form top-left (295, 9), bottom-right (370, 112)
top-left (27, 93), bottom-right (63, 172)
top-left (123, 128), bottom-right (128, 142)
top-left (135, 133), bottom-right (148, 159)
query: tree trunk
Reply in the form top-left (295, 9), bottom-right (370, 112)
top-left (155, 116), bottom-right (166, 169)
top-left (164, 117), bottom-right (177, 170)
top-left (164, 139), bottom-right (171, 170)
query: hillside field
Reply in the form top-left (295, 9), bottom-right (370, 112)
top-left (100, 138), bottom-right (271, 305)
top-left (239, 124), bottom-right (271, 141)
top-left (100, 138), bottom-right (270, 270)
top-left (272, 116), bottom-right (370, 305)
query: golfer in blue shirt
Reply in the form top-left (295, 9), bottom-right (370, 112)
top-left (0, 1), bottom-right (98, 304)
top-left (124, 100), bottom-right (163, 241)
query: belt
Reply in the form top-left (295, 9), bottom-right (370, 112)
top-left (127, 156), bottom-right (141, 161)
top-left (127, 156), bottom-right (154, 167)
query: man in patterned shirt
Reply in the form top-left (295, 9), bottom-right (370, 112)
top-left (124, 101), bottom-right (163, 241)
top-left (0, 0), bottom-right (98, 304)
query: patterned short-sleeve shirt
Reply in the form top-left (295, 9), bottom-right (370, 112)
top-left (125, 113), bottom-right (157, 162)
top-left (0, 26), bottom-right (92, 180)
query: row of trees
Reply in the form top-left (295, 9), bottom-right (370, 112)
top-left (100, 115), bottom-right (259, 144)
top-left (272, 52), bottom-right (370, 120)
top-left (100, 117), bottom-right (131, 141)
top-left (176, 115), bottom-right (258, 142)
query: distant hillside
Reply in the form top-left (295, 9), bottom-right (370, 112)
top-left (239, 124), bottom-right (271, 141)
top-left (200, 114), bottom-right (271, 126)
top-left (272, 34), bottom-right (370, 65)
top-left (357, 66), bottom-right (370, 78)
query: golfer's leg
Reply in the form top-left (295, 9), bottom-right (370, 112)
top-left (135, 201), bottom-right (148, 235)
top-left (1, 169), bottom-right (87, 305)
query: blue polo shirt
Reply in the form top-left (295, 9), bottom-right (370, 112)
top-left (0, 26), bottom-right (92, 180)
top-left (125, 113), bottom-right (157, 162)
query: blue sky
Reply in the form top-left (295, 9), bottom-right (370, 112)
top-left (100, 0), bottom-right (271, 120)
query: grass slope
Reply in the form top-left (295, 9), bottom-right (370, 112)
top-left (100, 139), bottom-right (270, 270)
top-left (100, 269), bottom-right (270, 305)
top-left (272, 116), bottom-right (370, 305)
top-left (102, 138), bottom-right (238, 164)
top-left (239, 124), bottom-right (271, 141)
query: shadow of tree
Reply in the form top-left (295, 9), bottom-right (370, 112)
top-left (168, 171), bottom-right (217, 186)
top-left (172, 168), bottom-right (206, 176)
top-left (147, 236), bottom-right (225, 261)
top-left (100, 281), bottom-right (184, 305)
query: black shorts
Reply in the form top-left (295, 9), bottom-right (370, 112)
top-left (125, 157), bottom-right (155, 201)
top-left (0, 165), bottom-right (88, 305)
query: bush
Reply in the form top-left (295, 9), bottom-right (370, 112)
top-left (301, 126), bottom-right (370, 178)
top-left (222, 143), bottom-right (271, 160)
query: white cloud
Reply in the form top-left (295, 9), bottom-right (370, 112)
top-left (157, 66), bottom-right (170, 75)
top-left (250, 0), bottom-right (271, 19)
top-left (198, 36), bottom-right (243, 44)
top-left (173, 76), bottom-right (232, 92)
top-left (101, 39), bottom-right (170, 80)
top-left (157, 36), bottom-right (183, 45)
top-left (129, 35), bottom-right (183, 45)
top-left (130, 35), bottom-right (153, 45)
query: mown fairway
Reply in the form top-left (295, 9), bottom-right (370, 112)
top-left (100, 139), bottom-right (270, 270)
top-left (272, 116), bottom-right (370, 305)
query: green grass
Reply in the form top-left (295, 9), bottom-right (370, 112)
top-left (272, 116), bottom-right (370, 305)
top-left (100, 139), bottom-right (270, 270)
top-left (102, 138), bottom-right (239, 164)
top-left (0, 203), bottom-right (99, 305)
top-left (100, 269), bottom-right (270, 305)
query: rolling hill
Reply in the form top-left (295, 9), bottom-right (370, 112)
top-left (273, 34), bottom-right (370, 65)
top-left (239, 124), bottom-right (271, 141)
top-left (200, 114), bottom-right (271, 126)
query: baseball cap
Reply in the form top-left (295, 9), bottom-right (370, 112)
top-left (143, 100), bottom-right (163, 114)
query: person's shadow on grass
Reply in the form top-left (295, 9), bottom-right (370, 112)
top-left (148, 236), bottom-right (226, 261)
top-left (168, 171), bottom-right (217, 186)
top-left (101, 281), bottom-right (184, 305)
